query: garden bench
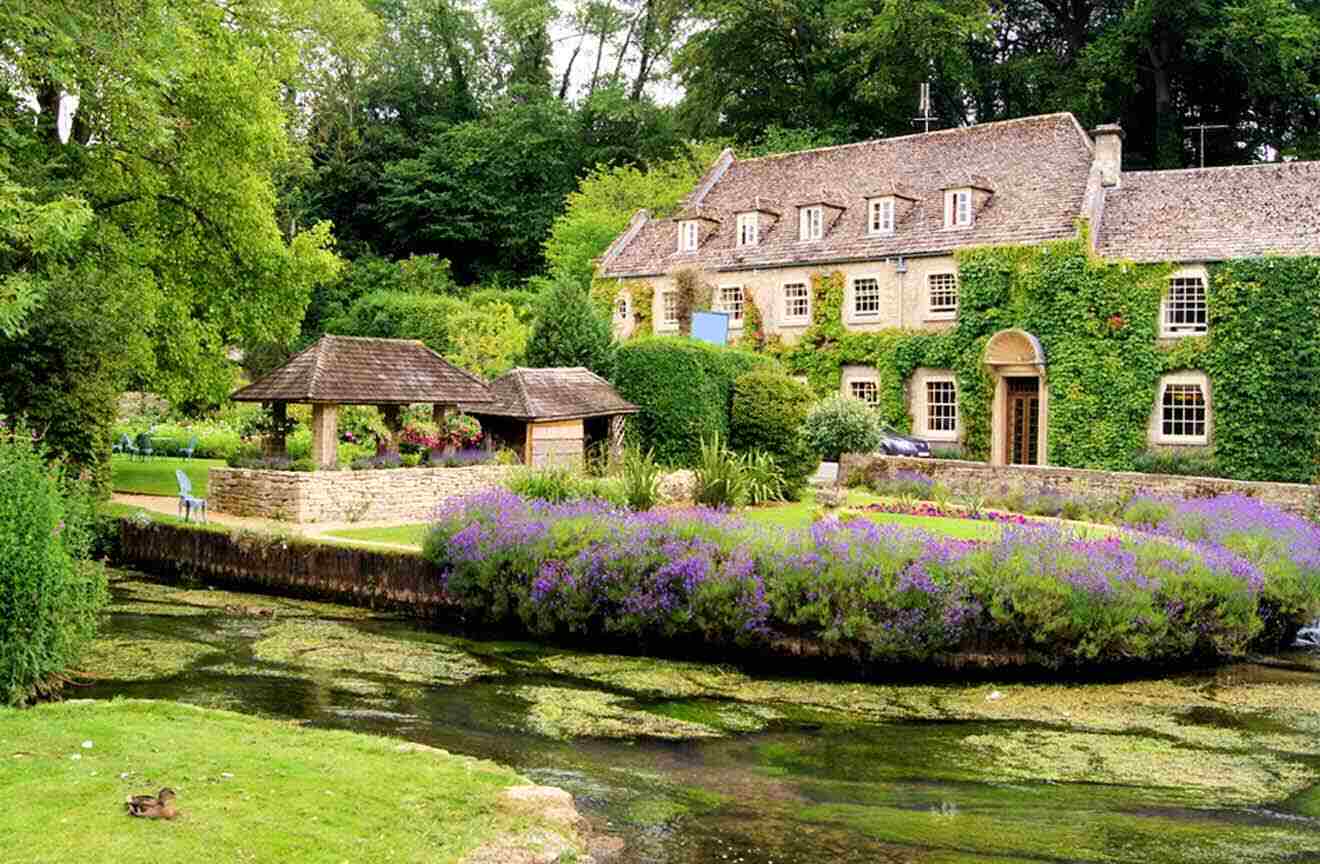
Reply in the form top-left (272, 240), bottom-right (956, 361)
top-left (175, 469), bottom-right (207, 523)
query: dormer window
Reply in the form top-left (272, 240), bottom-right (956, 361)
top-left (944, 189), bottom-right (973, 228)
top-left (869, 198), bottom-right (895, 235)
top-left (799, 206), bottom-right (823, 241)
top-left (736, 213), bottom-right (759, 247)
top-left (679, 220), bottom-right (700, 252)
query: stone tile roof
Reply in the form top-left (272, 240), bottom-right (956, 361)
top-left (463, 367), bottom-right (639, 421)
top-left (599, 113), bottom-right (1096, 278)
top-left (1096, 162), bottom-right (1320, 262)
top-left (232, 335), bottom-right (493, 405)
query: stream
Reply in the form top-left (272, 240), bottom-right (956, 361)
top-left (81, 571), bottom-right (1320, 863)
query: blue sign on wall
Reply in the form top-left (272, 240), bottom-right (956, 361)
top-left (691, 311), bottom-right (730, 346)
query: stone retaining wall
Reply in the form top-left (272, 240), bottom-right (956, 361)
top-left (209, 465), bottom-right (514, 523)
top-left (838, 454), bottom-right (1317, 515)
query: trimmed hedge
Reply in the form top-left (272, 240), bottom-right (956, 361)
top-left (730, 369), bottom-right (819, 495)
top-left (0, 437), bottom-right (107, 705)
top-left (612, 336), bottom-right (775, 467)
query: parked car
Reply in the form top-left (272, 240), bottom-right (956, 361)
top-left (878, 425), bottom-right (931, 457)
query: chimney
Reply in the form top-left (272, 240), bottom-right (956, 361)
top-left (1091, 123), bottom-right (1124, 188)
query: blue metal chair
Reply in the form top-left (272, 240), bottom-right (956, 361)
top-left (114, 434), bottom-right (138, 457)
top-left (180, 435), bottom-right (199, 460)
top-left (175, 469), bottom-right (208, 523)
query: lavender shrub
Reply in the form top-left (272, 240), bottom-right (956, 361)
top-left (425, 491), bottom-right (1272, 666)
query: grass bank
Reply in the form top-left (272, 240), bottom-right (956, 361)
top-left (0, 700), bottom-right (580, 864)
top-left (111, 455), bottom-right (225, 497)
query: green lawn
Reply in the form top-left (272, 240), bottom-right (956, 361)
top-left (324, 523), bottom-right (431, 547)
top-left (742, 494), bottom-right (1005, 540)
top-left (0, 700), bottom-right (575, 864)
top-left (111, 455), bottom-right (224, 497)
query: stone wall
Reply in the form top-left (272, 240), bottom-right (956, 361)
top-left (209, 465), bottom-right (514, 524)
top-left (838, 454), bottom-right (1317, 515)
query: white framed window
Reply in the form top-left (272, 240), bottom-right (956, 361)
top-left (926, 379), bottom-right (958, 437)
top-left (869, 197), bottom-right (895, 235)
top-left (717, 284), bottom-right (744, 325)
top-left (614, 295), bottom-right (630, 320)
top-left (736, 213), bottom-right (759, 247)
top-left (944, 189), bottom-right (973, 228)
top-left (783, 282), bottom-right (810, 322)
top-left (853, 277), bottom-right (881, 317)
top-left (1162, 275), bottom-right (1208, 337)
top-left (661, 290), bottom-right (679, 326)
top-left (799, 206), bottom-right (824, 241)
top-left (1156, 375), bottom-right (1209, 444)
top-left (679, 220), bottom-right (700, 252)
top-left (849, 380), bottom-right (879, 405)
top-left (928, 273), bottom-right (958, 318)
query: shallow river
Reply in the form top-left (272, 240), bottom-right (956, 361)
top-left (82, 572), bottom-right (1320, 863)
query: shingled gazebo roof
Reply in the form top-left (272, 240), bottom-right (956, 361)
top-left (231, 335), bottom-right (493, 405)
top-left (462, 367), bottom-right (638, 421)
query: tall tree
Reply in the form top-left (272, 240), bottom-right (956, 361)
top-left (0, 0), bottom-right (353, 482)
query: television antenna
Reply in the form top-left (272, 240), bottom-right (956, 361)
top-left (912, 82), bottom-right (938, 133)
top-left (1188, 122), bottom-right (1230, 168)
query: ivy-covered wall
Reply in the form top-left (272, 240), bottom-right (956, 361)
top-left (774, 238), bottom-right (1320, 483)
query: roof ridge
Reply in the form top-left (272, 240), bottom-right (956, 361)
top-left (307, 335), bottom-right (329, 401)
top-left (1124, 161), bottom-right (1317, 179)
top-left (735, 112), bottom-right (1081, 164)
top-left (513, 368), bottom-right (533, 416)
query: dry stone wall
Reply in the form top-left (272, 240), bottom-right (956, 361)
top-left (209, 465), bottom-right (514, 524)
top-left (839, 454), bottom-right (1318, 516)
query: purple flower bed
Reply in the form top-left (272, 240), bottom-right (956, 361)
top-left (1122, 494), bottom-right (1320, 640)
top-left (424, 490), bottom-right (1276, 667)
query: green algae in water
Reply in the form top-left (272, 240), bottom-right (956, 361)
top-left (508, 685), bottom-right (728, 740)
top-left (107, 571), bottom-right (392, 621)
top-left (252, 619), bottom-right (497, 685)
top-left (76, 634), bottom-right (222, 681)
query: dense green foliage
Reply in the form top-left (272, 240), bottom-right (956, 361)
top-left (0, 436), bottom-right (106, 705)
top-left (801, 396), bottom-right (883, 462)
top-left (612, 337), bottom-right (774, 467)
top-left (505, 466), bottom-right (626, 506)
top-left (524, 276), bottom-right (616, 377)
top-left (730, 369), bottom-right (819, 495)
top-left (693, 434), bottom-right (749, 508)
top-left (785, 241), bottom-right (1320, 482)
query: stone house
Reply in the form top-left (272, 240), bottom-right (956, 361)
top-left (595, 113), bottom-right (1320, 466)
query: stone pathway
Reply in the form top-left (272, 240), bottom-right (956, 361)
top-left (110, 493), bottom-right (424, 552)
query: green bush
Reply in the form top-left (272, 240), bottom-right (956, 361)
top-left (612, 336), bottom-right (775, 467)
top-left (524, 275), bottom-right (616, 378)
top-left (803, 396), bottom-right (881, 461)
top-left (506, 467), bottom-right (625, 506)
top-left (0, 436), bottom-right (107, 705)
top-left (1131, 448), bottom-right (1222, 478)
top-left (694, 434), bottom-right (749, 508)
top-left (730, 369), bottom-right (819, 496)
top-left (326, 290), bottom-right (465, 356)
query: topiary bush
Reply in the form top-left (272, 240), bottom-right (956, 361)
top-left (524, 275), bottom-right (616, 378)
top-left (0, 435), bottom-right (107, 705)
top-left (803, 395), bottom-right (881, 461)
top-left (612, 336), bottom-right (775, 467)
top-left (730, 369), bottom-right (819, 497)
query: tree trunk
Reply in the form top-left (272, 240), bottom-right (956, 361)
top-left (559, 38), bottom-right (583, 100)
top-left (36, 83), bottom-right (62, 146)
top-left (1147, 36), bottom-right (1180, 168)
top-left (588, 25), bottom-right (608, 94)
top-left (629, 0), bottom-right (657, 101)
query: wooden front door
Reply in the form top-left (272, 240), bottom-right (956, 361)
top-left (1006, 377), bottom-right (1040, 465)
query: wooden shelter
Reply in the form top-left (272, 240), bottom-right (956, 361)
top-left (462, 367), bottom-right (638, 467)
top-left (232, 335), bottom-right (493, 468)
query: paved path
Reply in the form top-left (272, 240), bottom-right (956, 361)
top-left (110, 494), bottom-right (424, 551)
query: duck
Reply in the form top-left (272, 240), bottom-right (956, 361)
top-left (125, 787), bottom-right (178, 820)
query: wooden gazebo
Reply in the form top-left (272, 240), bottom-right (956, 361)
top-left (232, 335), bottom-right (493, 468)
top-left (461, 367), bottom-right (638, 467)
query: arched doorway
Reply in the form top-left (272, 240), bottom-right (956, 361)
top-left (984, 329), bottom-right (1048, 466)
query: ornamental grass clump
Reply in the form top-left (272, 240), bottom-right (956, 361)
top-left (425, 491), bottom-right (1275, 667)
